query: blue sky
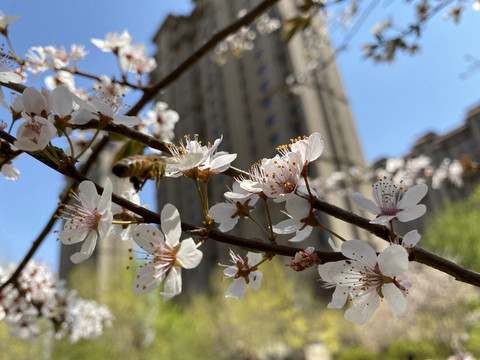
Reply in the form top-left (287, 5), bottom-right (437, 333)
top-left (0, 1), bottom-right (478, 271)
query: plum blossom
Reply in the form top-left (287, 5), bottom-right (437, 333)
top-left (119, 42), bottom-right (157, 75)
top-left (0, 12), bottom-right (20, 36)
top-left (91, 30), bottom-right (132, 54)
top-left (209, 182), bottom-right (259, 232)
top-left (352, 178), bottom-right (428, 224)
top-left (93, 75), bottom-right (129, 109)
top-left (131, 204), bottom-right (203, 300)
top-left (71, 97), bottom-right (141, 126)
top-left (278, 132), bottom-right (324, 172)
top-left (273, 193), bottom-right (318, 242)
top-left (13, 86), bottom-right (78, 150)
top-left (58, 178), bottom-right (113, 264)
top-left (239, 153), bottom-right (303, 202)
top-left (66, 298), bottom-right (113, 343)
top-left (288, 246), bottom-right (319, 271)
top-left (19, 86), bottom-right (53, 117)
top-left (0, 55), bottom-right (22, 84)
top-left (25, 46), bottom-right (50, 74)
top-left (399, 229), bottom-right (421, 250)
top-left (143, 101), bottom-right (179, 141)
top-left (0, 261), bottom-right (112, 342)
top-left (45, 70), bottom-right (75, 91)
top-left (14, 115), bottom-right (56, 151)
top-left (221, 250), bottom-right (263, 300)
top-left (166, 134), bottom-right (233, 179)
top-left (318, 240), bottom-right (410, 325)
top-left (239, 133), bottom-right (323, 201)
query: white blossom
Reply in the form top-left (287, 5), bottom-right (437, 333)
top-left (58, 178), bottom-right (113, 263)
top-left (352, 178), bottom-right (428, 224)
top-left (209, 182), bottom-right (259, 232)
top-left (221, 250), bottom-right (263, 300)
top-left (319, 240), bottom-right (410, 325)
top-left (131, 204), bottom-right (203, 300)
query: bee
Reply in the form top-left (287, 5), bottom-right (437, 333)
top-left (112, 154), bottom-right (171, 191)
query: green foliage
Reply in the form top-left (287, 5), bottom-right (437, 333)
top-left (186, 258), bottom-right (333, 358)
top-left (381, 338), bottom-right (450, 360)
top-left (423, 186), bottom-right (480, 271)
top-left (334, 346), bottom-right (378, 360)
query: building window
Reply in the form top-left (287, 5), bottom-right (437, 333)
top-left (257, 65), bottom-right (267, 75)
top-left (269, 133), bottom-right (279, 145)
top-left (266, 115), bottom-right (276, 126)
top-left (255, 49), bottom-right (264, 59)
top-left (261, 81), bottom-right (270, 92)
top-left (262, 97), bottom-right (272, 109)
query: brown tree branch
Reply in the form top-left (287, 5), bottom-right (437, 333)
top-left (2, 129), bottom-right (480, 287)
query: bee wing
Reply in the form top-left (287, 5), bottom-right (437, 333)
top-left (164, 153), bottom-right (204, 172)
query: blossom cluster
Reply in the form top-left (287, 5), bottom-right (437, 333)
top-left (310, 154), bottom-right (473, 198)
top-left (211, 132), bottom-right (324, 243)
top-left (0, 18), bottom-right (177, 180)
top-left (0, 261), bottom-right (113, 342)
top-left (213, 9), bottom-right (280, 65)
top-left (55, 132), bottom-right (238, 301)
top-left (316, 176), bottom-right (426, 325)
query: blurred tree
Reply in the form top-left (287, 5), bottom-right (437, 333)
top-left (424, 185), bottom-right (480, 271)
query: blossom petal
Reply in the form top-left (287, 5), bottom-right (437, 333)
top-left (223, 266), bottom-right (238, 278)
top-left (209, 203), bottom-right (238, 232)
top-left (176, 238), bottom-right (203, 269)
top-left (161, 267), bottom-right (182, 301)
top-left (71, 108), bottom-right (96, 125)
top-left (98, 178), bottom-right (113, 214)
top-left (398, 183), bottom-right (428, 208)
top-left (246, 252), bottom-right (263, 267)
top-left (328, 286), bottom-right (349, 309)
top-left (52, 86), bottom-right (73, 117)
top-left (383, 283), bottom-right (406, 318)
top-left (341, 240), bottom-right (377, 268)
top-left (318, 262), bottom-right (334, 283)
top-left (133, 224), bottom-right (164, 253)
top-left (273, 218), bottom-right (298, 234)
top-left (161, 203), bottom-right (181, 247)
top-left (288, 225), bottom-right (312, 242)
top-left (226, 278), bottom-right (247, 299)
top-left (70, 231), bottom-right (97, 264)
top-left (285, 195), bottom-right (310, 218)
top-left (402, 230), bottom-right (421, 249)
top-left (369, 215), bottom-right (396, 224)
top-left (396, 204), bottom-right (426, 222)
top-left (378, 245), bottom-right (409, 277)
top-left (22, 87), bottom-right (46, 115)
top-left (344, 291), bottom-right (380, 325)
top-left (248, 270), bottom-right (263, 291)
top-left (78, 180), bottom-right (99, 210)
top-left (352, 193), bottom-right (381, 215)
top-left (132, 264), bottom-right (165, 295)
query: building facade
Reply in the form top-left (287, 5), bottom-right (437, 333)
top-left (150, 0), bottom-right (371, 290)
